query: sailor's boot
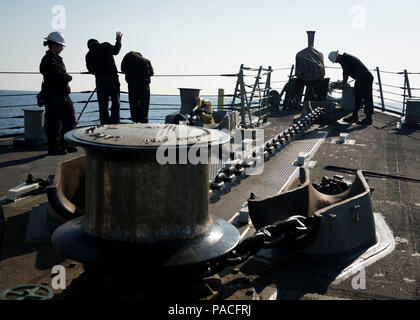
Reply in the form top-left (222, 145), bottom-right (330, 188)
top-left (48, 136), bottom-right (66, 156)
top-left (360, 114), bottom-right (373, 126)
top-left (59, 136), bottom-right (78, 153)
top-left (343, 112), bottom-right (359, 124)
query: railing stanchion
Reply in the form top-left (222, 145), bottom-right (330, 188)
top-left (266, 66), bottom-right (272, 92)
top-left (404, 70), bottom-right (412, 99)
top-left (376, 67), bottom-right (385, 111)
top-left (239, 67), bottom-right (247, 127)
top-left (76, 88), bottom-right (97, 123)
top-left (218, 88), bottom-right (224, 110)
top-left (288, 64), bottom-right (295, 82)
top-left (230, 64), bottom-right (243, 109)
top-left (402, 70), bottom-right (412, 117)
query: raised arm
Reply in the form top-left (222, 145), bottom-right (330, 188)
top-left (111, 32), bottom-right (123, 55)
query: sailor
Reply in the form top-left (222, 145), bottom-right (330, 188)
top-left (86, 32), bottom-right (123, 124)
top-left (196, 98), bottom-right (215, 124)
top-left (121, 51), bottom-right (154, 123)
top-left (39, 31), bottom-right (77, 155)
top-left (328, 51), bottom-right (374, 125)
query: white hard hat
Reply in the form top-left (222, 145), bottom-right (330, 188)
top-left (328, 50), bottom-right (339, 63)
top-left (44, 31), bottom-right (66, 46)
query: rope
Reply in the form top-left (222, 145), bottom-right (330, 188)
top-left (378, 96), bottom-right (403, 104)
top-left (0, 115), bottom-right (24, 120)
top-left (270, 80), bottom-right (288, 84)
top-left (152, 73), bottom-right (239, 77)
top-left (379, 70), bottom-right (404, 75)
top-left (0, 93), bottom-right (38, 97)
top-left (1, 69), bottom-right (419, 76)
top-left (0, 71), bottom-right (239, 77)
top-left (375, 83), bottom-right (403, 90)
top-left (376, 89), bottom-right (404, 97)
top-left (0, 91), bottom-right (94, 97)
top-left (0, 103), bottom-right (39, 109)
top-left (0, 125), bottom-right (24, 131)
top-left (0, 71), bottom-right (90, 75)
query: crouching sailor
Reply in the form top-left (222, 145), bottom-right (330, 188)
top-left (39, 31), bottom-right (77, 155)
top-left (121, 51), bottom-right (154, 123)
top-left (196, 98), bottom-right (215, 124)
top-left (328, 50), bottom-right (374, 126)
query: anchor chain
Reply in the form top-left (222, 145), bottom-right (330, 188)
top-left (209, 107), bottom-right (326, 192)
top-left (208, 215), bottom-right (310, 272)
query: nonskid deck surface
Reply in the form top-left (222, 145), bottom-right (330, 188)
top-left (237, 112), bottom-right (419, 300)
top-left (0, 111), bottom-right (418, 299)
top-left (210, 116), bottom-right (330, 222)
top-left (291, 112), bottom-right (420, 300)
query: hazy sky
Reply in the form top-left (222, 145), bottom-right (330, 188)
top-left (0, 0), bottom-right (419, 94)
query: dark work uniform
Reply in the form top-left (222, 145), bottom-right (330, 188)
top-left (86, 41), bottom-right (121, 124)
top-left (121, 52), bottom-right (154, 123)
top-left (39, 50), bottom-right (76, 146)
top-left (339, 53), bottom-right (374, 116)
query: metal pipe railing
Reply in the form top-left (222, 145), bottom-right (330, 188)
top-left (1, 66), bottom-right (419, 136)
top-left (76, 88), bottom-right (97, 123)
top-left (376, 67), bottom-right (385, 111)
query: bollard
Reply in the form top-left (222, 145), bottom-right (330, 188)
top-left (23, 109), bottom-right (46, 144)
top-left (179, 88), bottom-right (201, 115)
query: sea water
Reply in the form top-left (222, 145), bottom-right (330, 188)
top-left (0, 90), bottom-right (221, 136)
top-left (0, 89), bottom-right (404, 136)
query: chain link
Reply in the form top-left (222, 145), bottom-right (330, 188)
top-left (220, 215), bottom-right (309, 268)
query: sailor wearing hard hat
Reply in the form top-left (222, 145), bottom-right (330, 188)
top-left (329, 50), bottom-right (374, 126)
top-left (39, 31), bottom-right (77, 155)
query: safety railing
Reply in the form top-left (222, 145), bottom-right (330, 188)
top-left (370, 68), bottom-right (419, 115)
top-left (0, 69), bottom-right (269, 136)
top-left (324, 66), bottom-right (420, 116)
top-left (228, 64), bottom-right (273, 128)
top-left (0, 65), bottom-right (418, 137)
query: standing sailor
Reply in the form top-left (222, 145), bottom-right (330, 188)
top-left (121, 51), bottom-right (154, 123)
top-left (328, 51), bottom-right (374, 125)
top-left (86, 32), bottom-right (123, 124)
top-left (39, 31), bottom-right (77, 155)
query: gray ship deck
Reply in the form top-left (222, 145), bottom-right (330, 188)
top-left (0, 110), bottom-right (419, 300)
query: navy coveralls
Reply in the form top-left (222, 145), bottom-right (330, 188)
top-left (121, 52), bottom-right (154, 123)
top-left (339, 53), bottom-right (374, 116)
top-left (86, 41), bottom-right (122, 124)
top-left (39, 50), bottom-right (76, 142)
